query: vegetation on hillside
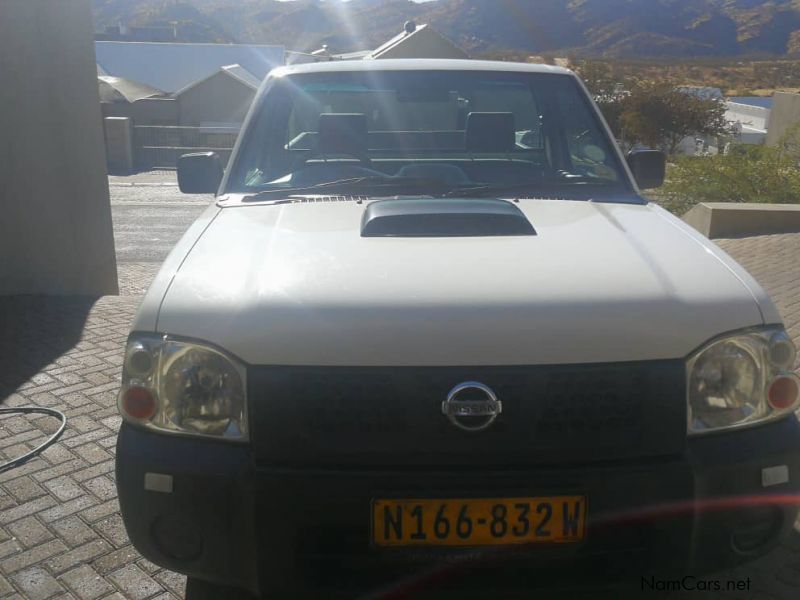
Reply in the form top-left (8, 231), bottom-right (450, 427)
top-left (92, 0), bottom-right (800, 58)
top-left (565, 56), bottom-right (800, 96)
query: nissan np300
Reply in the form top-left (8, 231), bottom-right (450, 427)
top-left (116, 60), bottom-right (800, 598)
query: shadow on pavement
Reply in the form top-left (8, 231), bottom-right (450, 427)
top-left (0, 295), bottom-right (98, 402)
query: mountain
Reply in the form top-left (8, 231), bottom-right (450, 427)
top-left (90, 0), bottom-right (800, 58)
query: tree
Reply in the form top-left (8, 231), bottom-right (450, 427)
top-left (575, 60), bottom-right (622, 99)
top-left (574, 60), bottom-right (730, 155)
top-left (574, 60), bottom-right (628, 137)
top-left (618, 82), bottom-right (730, 154)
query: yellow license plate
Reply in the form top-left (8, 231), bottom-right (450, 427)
top-left (372, 496), bottom-right (586, 547)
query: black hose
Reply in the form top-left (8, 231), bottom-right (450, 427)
top-left (0, 407), bottom-right (67, 474)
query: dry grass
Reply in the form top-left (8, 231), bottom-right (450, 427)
top-left (576, 58), bottom-right (800, 96)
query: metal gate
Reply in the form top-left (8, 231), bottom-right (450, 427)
top-left (133, 126), bottom-right (239, 169)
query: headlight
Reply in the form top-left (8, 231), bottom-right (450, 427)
top-left (118, 335), bottom-right (247, 441)
top-left (687, 327), bottom-right (799, 435)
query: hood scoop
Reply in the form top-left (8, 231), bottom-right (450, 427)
top-left (361, 198), bottom-right (536, 238)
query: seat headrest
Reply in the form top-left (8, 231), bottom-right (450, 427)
top-left (317, 113), bottom-right (368, 156)
top-left (465, 112), bottom-right (516, 153)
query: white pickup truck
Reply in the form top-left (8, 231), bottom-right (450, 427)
top-left (115, 60), bottom-right (800, 599)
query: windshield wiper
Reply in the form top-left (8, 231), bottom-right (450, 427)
top-left (240, 175), bottom-right (622, 202)
top-left (439, 179), bottom-right (620, 198)
top-left (241, 176), bottom-right (458, 201)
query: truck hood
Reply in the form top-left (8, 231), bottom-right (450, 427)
top-left (151, 198), bottom-right (777, 366)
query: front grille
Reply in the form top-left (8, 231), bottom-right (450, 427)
top-left (535, 369), bottom-right (645, 436)
top-left (248, 361), bottom-right (686, 467)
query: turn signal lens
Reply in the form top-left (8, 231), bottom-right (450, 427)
top-left (768, 375), bottom-right (800, 411)
top-left (122, 386), bottom-right (157, 420)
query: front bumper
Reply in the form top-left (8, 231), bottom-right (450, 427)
top-left (116, 417), bottom-right (800, 598)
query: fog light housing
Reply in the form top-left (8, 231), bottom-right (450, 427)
top-left (730, 505), bottom-right (783, 554)
top-left (151, 514), bottom-right (203, 561)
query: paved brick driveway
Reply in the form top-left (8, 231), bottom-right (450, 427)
top-left (717, 235), bottom-right (800, 355)
top-left (0, 186), bottom-right (799, 600)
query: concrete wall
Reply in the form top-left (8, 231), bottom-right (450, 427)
top-left (177, 73), bottom-right (256, 126)
top-left (766, 92), bottom-right (800, 146)
top-left (104, 117), bottom-right (135, 175)
top-left (0, 0), bottom-right (118, 295)
top-left (683, 203), bottom-right (800, 238)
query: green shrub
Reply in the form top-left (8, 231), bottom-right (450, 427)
top-left (658, 144), bottom-right (800, 214)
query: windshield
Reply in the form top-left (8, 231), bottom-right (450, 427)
top-left (226, 70), bottom-right (633, 198)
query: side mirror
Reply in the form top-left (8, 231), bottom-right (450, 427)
top-left (626, 149), bottom-right (666, 190)
top-left (178, 152), bottom-right (223, 194)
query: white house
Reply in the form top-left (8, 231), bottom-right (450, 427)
top-left (677, 94), bottom-right (772, 155)
top-left (726, 97), bottom-right (771, 145)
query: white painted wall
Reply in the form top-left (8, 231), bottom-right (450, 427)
top-left (726, 101), bottom-right (769, 145)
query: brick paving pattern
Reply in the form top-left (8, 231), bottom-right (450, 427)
top-left (0, 292), bottom-right (180, 600)
top-left (0, 182), bottom-right (799, 600)
top-left (116, 266), bottom-right (162, 297)
top-left (717, 234), bottom-right (800, 361)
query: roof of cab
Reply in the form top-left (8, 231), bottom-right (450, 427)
top-left (269, 59), bottom-right (574, 79)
